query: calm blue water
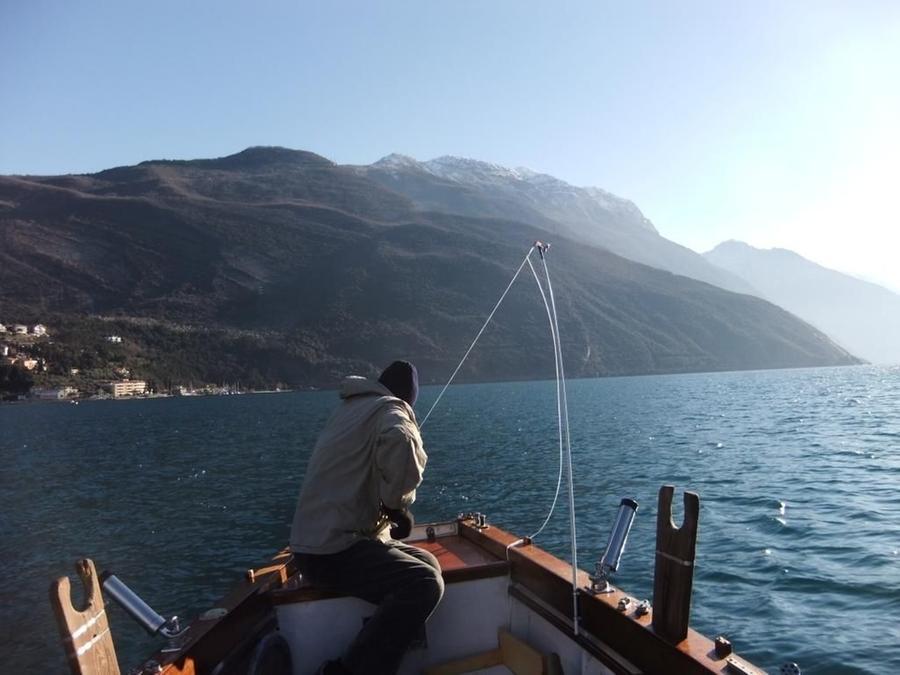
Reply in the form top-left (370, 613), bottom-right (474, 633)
top-left (2, 366), bottom-right (899, 674)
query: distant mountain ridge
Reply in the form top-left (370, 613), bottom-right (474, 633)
top-left (705, 241), bottom-right (900, 364)
top-left (355, 153), bottom-right (755, 294)
top-left (0, 146), bottom-right (859, 388)
top-left (373, 153), bottom-right (656, 233)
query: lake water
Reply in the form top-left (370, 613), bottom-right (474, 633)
top-left (2, 365), bottom-right (899, 674)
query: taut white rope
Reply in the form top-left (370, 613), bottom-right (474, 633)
top-left (419, 242), bottom-right (581, 635)
top-left (525, 257), bottom-right (564, 543)
top-left (540, 250), bottom-right (580, 636)
top-left (420, 246), bottom-right (535, 428)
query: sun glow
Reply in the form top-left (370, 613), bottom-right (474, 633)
top-left (752, 33), bottom-right (900, 290)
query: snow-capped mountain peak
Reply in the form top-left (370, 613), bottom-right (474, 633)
top-left (423, 156), bottom-right (536, 183)
top-left (418, 156), bottom-right (654, 231)
top-left (372, 153), bottom-right (423, 170)
top-left (355, 151), bottom-right (757, 293)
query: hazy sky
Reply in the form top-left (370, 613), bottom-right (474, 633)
top-left (3, 1), bottom-right (899, 290)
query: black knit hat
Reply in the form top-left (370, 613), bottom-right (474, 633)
top-left (378, 361), bottom-right (419, 406)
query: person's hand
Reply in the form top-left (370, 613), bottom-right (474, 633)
top-left (383, 506), bottom-right (414, 539)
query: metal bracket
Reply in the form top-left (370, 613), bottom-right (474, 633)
top-left (458, 512), bottom-right (488, 529)
top-left (588, 565), bottom-right (614, 594)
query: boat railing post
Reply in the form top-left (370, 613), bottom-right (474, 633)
top-left (50, 558), bottom-right (122, 675)
top-left (651, 485), bottom-right (700, 644)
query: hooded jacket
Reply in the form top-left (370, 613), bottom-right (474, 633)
top-left (289, 376), bottom-right (427, 555)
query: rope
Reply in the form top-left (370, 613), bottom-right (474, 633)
top-left (420, 246), bottom-right (535, 428)
top-left (418, 241), bottom-right (580, 635)
top-left (539, 251), bottom-right (580, 636)
top-left (525, 257), bottom-right (565, 542)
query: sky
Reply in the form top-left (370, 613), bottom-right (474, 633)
top-left (3, 1), bottom-right (899, 290)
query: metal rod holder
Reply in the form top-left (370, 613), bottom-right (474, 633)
top-left (100, 572), bottom-right (185, 638)
top-left (589, 497), bottom-right (638, 594)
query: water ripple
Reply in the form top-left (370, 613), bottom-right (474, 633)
top-left (2, 365), bottom-right (899, 673)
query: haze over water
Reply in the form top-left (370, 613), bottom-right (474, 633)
top-left (2, 365), bottom-right (898, 674)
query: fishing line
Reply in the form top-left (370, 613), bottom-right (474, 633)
top-left (539, 249), bottom-right (580, 636)
top-left (420, 245), bottom-right (535, 428)
top-left (525, 256), bottom-right (564, 542)
top-left (420, 241), bottom-right (580, 634)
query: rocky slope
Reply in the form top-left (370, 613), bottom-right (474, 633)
top-left (0, 147), bottom-right (860, 388)
top-left (354, 154), bottom-right (754, 294)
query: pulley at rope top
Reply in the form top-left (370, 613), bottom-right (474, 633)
top-left (534, 240), bottom-right (551, 258)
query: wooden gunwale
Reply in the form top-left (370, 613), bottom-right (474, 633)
top-left (458, 519), bottom-right (761, 675)
top-left (147, 549), bottom-right (296, 675)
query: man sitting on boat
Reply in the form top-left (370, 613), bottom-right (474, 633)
top-left (290, 360), bottom-right (442, 675)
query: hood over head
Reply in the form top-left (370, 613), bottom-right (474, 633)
top-left (377, 361), bottom-right (419, 406)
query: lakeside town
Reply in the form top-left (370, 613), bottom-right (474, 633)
top-left (0, 320), bottom-right (289, 402)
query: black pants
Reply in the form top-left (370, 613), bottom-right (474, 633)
top-left (293, 539), bottom-right (445, 675)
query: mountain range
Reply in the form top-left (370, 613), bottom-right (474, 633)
top-left (705, 241), bottom-right (900, 364)
top-left (352, 154), bottom-right (754, 294)
top-left (0, 147), bottom-right (860, 389)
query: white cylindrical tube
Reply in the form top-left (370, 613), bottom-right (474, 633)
top-left (599, 497), bottom-right (638, 574)
top-left (100, 572), bottom-right (167, 635)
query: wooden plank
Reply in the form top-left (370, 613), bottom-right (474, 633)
top-left (416, 534), bottom-right (506, 571)
top-left (424, 629), bottom-right (548, 675)
top-left (651, 485), bottom-right (700, 644)
top-left (155, 657), bottom-right (196, 675)
top-left (498, 629), bottom-right (545, 675)
top-left (50, 559), bottom-right (121, 675)
top-left (424, 648), bottom-right (503, 675)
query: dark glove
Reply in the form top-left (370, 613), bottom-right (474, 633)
top-left (383, 506), bottom-right (414, 540)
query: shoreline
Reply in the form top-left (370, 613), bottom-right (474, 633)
top-left (0, 389), bottom-right (299, 405)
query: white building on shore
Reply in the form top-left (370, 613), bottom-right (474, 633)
top-left (102, 380), bottom-right (147, 398)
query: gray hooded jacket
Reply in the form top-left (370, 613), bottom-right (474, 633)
top-left (289, 376), bottom-right (427, 555)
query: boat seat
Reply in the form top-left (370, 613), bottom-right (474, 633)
top-left (424, 628), bottom-right (563, 675)
top-left (269, 535), bottom-right (509, 605)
